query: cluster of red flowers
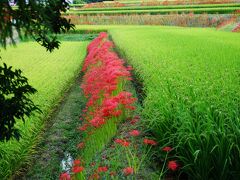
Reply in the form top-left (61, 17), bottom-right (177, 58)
top-left (81, 32), bottom-right (136, 128)
top-left (143, 138), bottom-right (157, 145)
top-left (161, 146), bottom-right (179, 172)
top-left (83, 2), bottom-right (125, 9)
top-left (68, 33), bottom-right (138, 179)
top-left (232, 23), bottom-right (240, 32)
top-left (60, 172), bottom-right (70, 180)
top-left (129, 129), bottom-right (140, 136)
top-left (59, 33), bottom-right (181, 179)
top-left (115, 138), bottom-right (130, 147)
top-left (123, 167), bottom-right (134, 176)
top-left (168, 160), bottom-right (179, 171)
top-left (216, 16), bottom-right (237, 29)
top-left (60, 159), bottom-right (84, 180)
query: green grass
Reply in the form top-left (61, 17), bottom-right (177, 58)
top-left (0, 41), bottom-right (89, 179)
top-left (108, 26), bottom-right (240, 179)
top-left (65, 6), bottom-right (240, 15)
top-left (24, 77), bottom-right (86, 179)
top-left (74, 3), bottom-right (240, 11)
top-left (75, 25), bottom-right (240, 179)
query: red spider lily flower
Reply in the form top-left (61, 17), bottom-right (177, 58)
top-left (112, 109), bottom-right (122, 117)
top-left (130, 119), bottom-right (138, 125)
top-left (129, 130), bottom-right (140, 136)
top-left (60, 172), bottom-right (70, 180)
top-left (72, 166), bottom-right (84, 174)
top-left (162, 146), bottom-right (172, 152)
top-left (73, 159), bottom-right (81, 166)
top-left (115, 139), bottom-right (123, 144)
top-left (123, 167), bottom-right (134, 176)
top-left (97, 166), bottom-right (108, 172)
top-left (78, 124), bottom-right (88, 131)
top-left (115, 139), bottom-right (130, 147)
top-left (143, 139), bottom-right (157, 145)
top-left (121, 141), bottom-right (130, 147)
top-left (110, 171), bottom-right (116, 176)
top-left (77, 142), bottom-right (85, 149)
top-left (168, 161), bottom-right (179, 171)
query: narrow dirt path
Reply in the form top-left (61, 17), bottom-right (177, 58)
top-left (20, 76), bottom-right (85, 180)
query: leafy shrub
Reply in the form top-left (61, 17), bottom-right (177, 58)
top-left (0, 63), bottom-right (40, 141)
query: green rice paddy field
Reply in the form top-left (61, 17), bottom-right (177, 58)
top-left (77, 25), bottom-right (240, 178)
top-left (1, 25), bottom-right (240, 179)
top-left (0, 41), bottom-right (89, 178)
top-left (66, 6), bottom-right (239, 15)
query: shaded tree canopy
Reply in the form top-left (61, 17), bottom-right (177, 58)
top-left (0, 63), bottom-right (41, 142)
top-left (0, 0), bottom-right (74, 51)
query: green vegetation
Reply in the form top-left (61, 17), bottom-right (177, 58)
top-left (70, 3), bottom-right (85, 7)
top-left (107, 25), bottom-right (240, 179)
top-left (24, 77), bottom-right (86, 179)
top-left (65, 6), bottom-right (240, 15)
top-left (75, 3), bottom-right (240, 11)
top-left (0, 41), bottom-right (89, 179)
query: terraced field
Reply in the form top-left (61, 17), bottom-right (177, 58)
top-left (66, 5), bottom-right (240, 15)
top-left (71, 3), bottom-right (240, 11)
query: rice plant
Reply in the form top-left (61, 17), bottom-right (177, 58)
top-left (108, 25), bottom-right (240, 179)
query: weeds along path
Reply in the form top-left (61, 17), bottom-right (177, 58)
top-left (19, 76), bottom-right (86, 180)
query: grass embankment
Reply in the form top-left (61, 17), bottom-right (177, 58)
top-left (76, 25), bottom-right (240, 178)
top-left (0, 41), bottom-right (89, 179)
top-left (65, 6), bottom-right (240, 15)
top-left (24, 77), bottom-right (86, 179)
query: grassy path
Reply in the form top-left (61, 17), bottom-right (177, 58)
top-left (19, 77), bottom-right (85, 180)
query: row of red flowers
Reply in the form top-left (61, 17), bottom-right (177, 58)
top-left (80, 32), bottom-right (136, 129)
top-left (59, 33), bottom-right (180, 179)
top-left (60, 33), bottom-right (138, 179)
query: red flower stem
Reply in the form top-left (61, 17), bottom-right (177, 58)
top-left (159, 152), bottom-right (169, 178)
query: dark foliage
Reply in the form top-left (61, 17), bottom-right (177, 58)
top-left (0, 0), bottom-right (73, 141)
top-left (86, 0), bottom-right (105, 3)
top-left (0, 0), bottom-right (74, 52)
top-left (0, 63), bottom-right (41, 142)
